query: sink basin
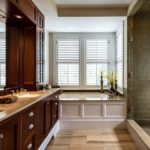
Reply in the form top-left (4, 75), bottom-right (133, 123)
top-left (17, 93), bottom-right (40, 98)
top-left (0, 110), bottom-right (4, 112)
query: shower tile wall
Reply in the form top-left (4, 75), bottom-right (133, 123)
top-left (133, 14), bottom-right (150, 120)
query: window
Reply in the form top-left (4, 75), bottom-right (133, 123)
top-left (86, 39), bottom-right (108, 86)
top-left (0, 38), bottom-right (6, 87)
top-left (116, 33), bottom-right (123, 88)
top-left (57, 39), bottom-right (79, 86)
top-left (37, 31), bottom-right (44, 83)
top-left (54, 33), bottom-right (116, 89)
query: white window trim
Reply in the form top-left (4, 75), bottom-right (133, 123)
top-left (53, 33), bottom-right (116, 90)
top-left (116, 23), bottom-right (124, 93)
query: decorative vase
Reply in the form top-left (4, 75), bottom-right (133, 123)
top-left (110, 82), bottom-right (115, 92)
top-left (100, 79), bottom-right (104, 93)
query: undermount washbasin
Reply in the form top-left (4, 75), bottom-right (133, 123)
top-left (17, 93), bottom-right (40, 98)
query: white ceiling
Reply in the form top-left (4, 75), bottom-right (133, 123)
top-left (46, 17), bottom-right (125, 32)
top-left (33, 0), bottom-right (129, 32)
top-left (55, 0), bottom-right (132, 7)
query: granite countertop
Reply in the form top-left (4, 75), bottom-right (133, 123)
top-left (59, 92), bottom-right (126, 102)
top-left (0, 88), bottom-right (60, 122)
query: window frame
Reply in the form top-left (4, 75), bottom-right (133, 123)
top-left (116, 26), bottom-right (124, 92)
top-left (53, 33), bottom-right (116, 89)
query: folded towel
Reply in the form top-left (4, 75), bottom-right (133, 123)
top-left (0, 95), bottom-right (17, 104)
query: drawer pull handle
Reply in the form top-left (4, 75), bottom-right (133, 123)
top-left (0, 134), bottom-right (3, 139)
top-left (27, 143), bottom-right (33, 150)
top-left (55, 103), bottom-right (58, 106)
top-left (28, 112), bottom-right (34, 117)
top-left (29, 124), bottom-right (34, 130)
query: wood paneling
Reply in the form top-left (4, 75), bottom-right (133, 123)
top-left (0, 115), bottom-right (21, 150)
top-left (6, 26), bottom-right (20, 87)
top-left (18, 0), bottom-right (36, 23)
top-left (37, 100), bottom-right (45, 147)
top-left (23, 26), bottom-right (36, 90)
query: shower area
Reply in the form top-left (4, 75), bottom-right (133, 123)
top-left (128, 0), bottom-right (150, 138)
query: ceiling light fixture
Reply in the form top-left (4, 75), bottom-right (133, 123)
top-left (14, 15), bottom-right (23, 19)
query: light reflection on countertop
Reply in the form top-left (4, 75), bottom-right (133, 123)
top-left (59, 92), bottom-right (126, 101)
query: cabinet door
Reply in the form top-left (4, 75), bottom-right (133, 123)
top-left (37, 101), bottom-right (45, 147)
top-left (52, 96), bottom-right (59, 126)
top-left (23, 27), bottom-right (36, 90)
top-left (0, 116), bottom-right (21, 150)
top-left (6, 26), bottom-right (21, 87)
top-left (45, 98), bottom-right (52, 134)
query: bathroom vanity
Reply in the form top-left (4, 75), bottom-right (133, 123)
top-left (0, 88), bottom-right (61, 150)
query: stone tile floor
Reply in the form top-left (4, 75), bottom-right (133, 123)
top-left (45, 129), bottom-right (138, 150)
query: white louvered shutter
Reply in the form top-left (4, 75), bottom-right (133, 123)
top-left (116, 34), bottom-right (123, 88)
top-left (86, 39), bottom-right (108, 85)
top-left (57, 40), bottom-right (79, 86)
top-left (0, 38), bottom-right (6, 87)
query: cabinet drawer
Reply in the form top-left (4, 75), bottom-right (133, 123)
top-left (23, 120), bottom-right (36, 140)
top-left (23, 134), bottom-right (36, 150)
top-left (22, 105), bottom-right (37, 124)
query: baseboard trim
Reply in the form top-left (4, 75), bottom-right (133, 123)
top-left (59, 120), bottom-right (126, 129)
top-left (38, 121), bottom-right (59, 150)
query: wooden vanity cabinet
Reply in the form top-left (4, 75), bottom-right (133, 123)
top-left (45, 97), bottom-right (52, 134)
top-left (22, 105), bottom-right (37, 150)
top-left (52, 95), bottom-right (59, 126)
top-left (0, 90), bottom-right (60, 150)
top-left (36, 99), bottom-right (46, 147)
top-left (0, 115), bottom-right (21, 150)
top-left (5, 0), bottom-right (45, 90)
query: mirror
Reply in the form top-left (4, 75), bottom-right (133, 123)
top-left (0, 21), bottom-right (6, 89)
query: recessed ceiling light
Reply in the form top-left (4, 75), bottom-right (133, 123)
top-left (14, 15), bottom-right (23, 19)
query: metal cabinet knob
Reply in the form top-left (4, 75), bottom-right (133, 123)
top-left (54, 102), bottom-right (58, 106)
top-left (47, 101), bottom-right (50, 105)
top-left (27, 143), bottom-right (32, 150)
top-left (0, 134), bottom-right (3, 139)
top-left (29, 124), bottom-right (34, 130)
top-left (28, 112), bottom-right (34, 117)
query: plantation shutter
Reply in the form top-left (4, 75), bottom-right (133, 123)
top-left (116, 34), bottom-right (123, 88)
top-left (0, 38), bottom-right (6, 87)
top-left (57, 39), bottom-right (79, 86)
top-left (86, 39), bottom-right (108, 85)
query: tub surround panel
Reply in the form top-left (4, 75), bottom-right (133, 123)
top-left (59, 92), bottom-right (126, 129)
